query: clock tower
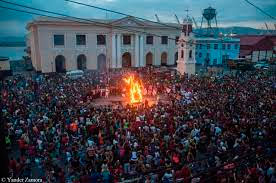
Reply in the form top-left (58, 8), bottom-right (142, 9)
top-left (176, 16), bottom-right (196, 76)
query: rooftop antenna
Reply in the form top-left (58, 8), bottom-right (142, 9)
top-left (264, 22), bottom-right (269, 30)
top-left (155, 14), bottom-right (160, 22)
top-left (192, 17), bottom-right (198, 29)
top-left (174, 14), bottom-right (180, 24)
top-left (264, 22), bottom-right (271, 34)
top-left (274, 23), bottom-right (276, 30)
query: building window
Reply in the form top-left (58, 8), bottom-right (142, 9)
top-left (189, 50), bottom-right (192, 58)
top-left (222, 44), bottom-right (226, 50)
top-left (199, 44), bottom-right (202, 49)
top-left (161, 36), bottom-right (168, 45)
top-left (227, 44), bottom-right (231, 49)
top-left (199, 52), bottom-right (202, 58)
top-left (146, 36), bottom-right (153, 45)
top-left (214, 44), bottom-right (218, 50)
top-left (181, 50), bottom-right (184, 58)
top-left (123, 35), bottom-right (131, 45)
top-left (207, 44), bottom-right (210, 49)
top-left (206, 53), bottom-right (210, 58)
top-left (97, 35), bottom-right (106, 45)
top-left (213, 58), bottom-right (217, 65)
top-left (54, 35), bottom-right (64, 46)
top-left (76, 35), bottom-right (86, 46)
top-left (195, 52), bottom-right (198, 55)
top-left (175, 36), bottom-right (179, 45)
top-left (235, 44), bottom-right (238, 49)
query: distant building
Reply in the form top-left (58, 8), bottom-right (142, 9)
top-left (26, 16), bottom-right (181, 73)
top-left (0, 57), bottom-right (12, 77)
top-left (238, 35), bottom-right (276, 62)
top-left (194, 6), bottom-right (240, 68)
top-left (195, 36), bottom-right (240, 67)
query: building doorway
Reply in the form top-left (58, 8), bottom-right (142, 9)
top-left (77, 54), bottom-right (87, 70)
top-left (122, 52), bottom-right (131, 67)
top-left (161, 52), bottom-right (168, 66)
top-left (97, 54), bottom-right (107, 71)
top-left (146, 52), bottom-right (153, 66)
top-left (55, 55), bottom-right (66, 73)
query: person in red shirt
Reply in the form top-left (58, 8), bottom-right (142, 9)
top-left (181, 166), bottom-right (191, 183)
top-left (172, 152), bottom-right (180, 165)
top-left (18, 138), bottom-right (25, 156)
top-left (9, 157), bottom-right (17, 174)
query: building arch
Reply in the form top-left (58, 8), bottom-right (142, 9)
top-left (174, 52), bottom-right (178, 65)
top-left (122, 52), bottom-right (132, 67)
top-left (161, 52), bottom-right (168, 66)
top-left (97, 54), bottom-right (107, 71)
top-left (189, 50), bottom-right (192, 58)
top-left (77, 54), bottom-right (87, 70)
top-left (146, 52), bottom-right (153, 66)
top-left (55, 55), bottom-right (66, 73)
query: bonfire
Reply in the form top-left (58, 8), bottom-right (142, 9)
top-left (123, 75), bottom-right (143, 104)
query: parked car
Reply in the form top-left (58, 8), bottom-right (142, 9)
top-left (254, 61), bottom-right (269, 69)
top-left (66, 70), bottom-right (84, 79)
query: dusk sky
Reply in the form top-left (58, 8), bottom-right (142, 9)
top-left (0, 0), bottom-right (275, 37)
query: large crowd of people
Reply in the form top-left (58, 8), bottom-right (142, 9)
top-left (1, 68), bottom-right (275, 183)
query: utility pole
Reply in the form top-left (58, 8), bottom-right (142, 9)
top-left (0, 69), bottom-right (9, 178)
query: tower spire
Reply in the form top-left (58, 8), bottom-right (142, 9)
top-left (185, 9), bottom-right (189, 17)
top-left (177, 10), bottom-right (196, 76)
top-left (182, 10), bottom-right (193, 36)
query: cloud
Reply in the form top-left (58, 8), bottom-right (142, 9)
top-left (0, 0), bottom-right (275, 36)
top-left (0, 20), bottom-right (26, 36)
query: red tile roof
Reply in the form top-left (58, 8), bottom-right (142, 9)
top-left (269, 37), bottom-right (276, 46)
top-left (238, 35), bottom-right (265, 46)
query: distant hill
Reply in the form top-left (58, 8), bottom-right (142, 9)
top-left (194, 26), bottom-right (276, 36)
top-left (0, 42), bottom-right (26, 47)
top-left (0, 37), bottom-right (25, 47)
top-left (217, 26), bottom-right (275, 35)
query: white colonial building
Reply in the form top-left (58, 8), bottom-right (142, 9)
top-left (26, 16), bottom-right (182, 73)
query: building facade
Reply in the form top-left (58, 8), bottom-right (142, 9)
top-left (195, 36), bottom-right (240, 66)
top-left (26, 16), bottom-right (240, 73)
top-left (27, 16), bottom-right (182, 73)
top-left (238, 35), bottom-right (276, 62)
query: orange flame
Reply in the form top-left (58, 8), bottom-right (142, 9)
top-left (123, 76), bottom-right (143, 104)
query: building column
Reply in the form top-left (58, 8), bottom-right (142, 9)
top-left (135, 34), bottom-right (139, 67)
top-left (111, 34), bottom-right (116, 68)
top-left (116, 34), bottom-right (121, 68)
top-left (139, 35), bottom-right (144, 67)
